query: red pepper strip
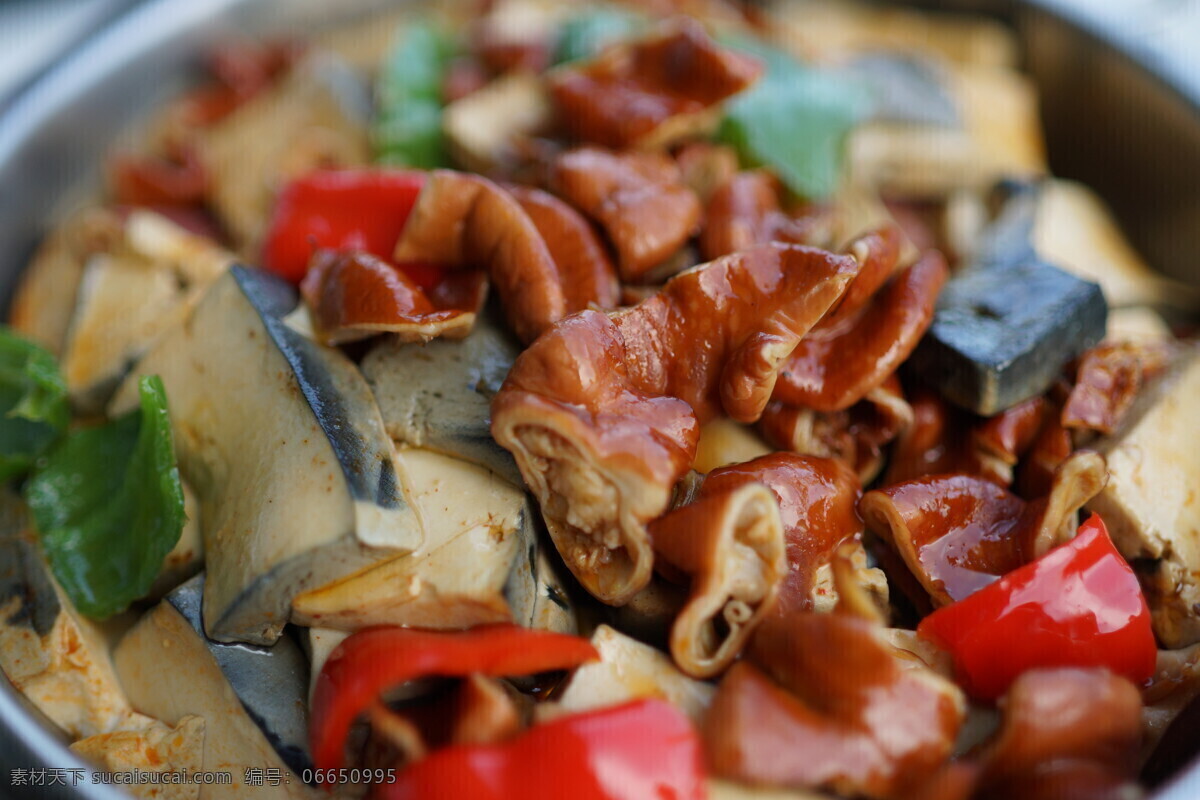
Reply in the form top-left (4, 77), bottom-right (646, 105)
top-left (310, 624), bottom-right (598, 775)
top-left (917, 514), bottom-right (1155, 701)
top-left (261, 169), bottom-right (427, 283)
top-left (376, 699), bottom-right (706, 800)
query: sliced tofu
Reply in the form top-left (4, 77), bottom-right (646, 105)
top-left (443, 71), bottom-right (550, 173)
top-left (291, 448), bottom-right (524, 630)
top-left (199, 55), bottom-right (370, 250)
top-left (114, 576), bottom-right (316, 799)
top-left (61, 253), bottom-right (183, 412)
top-left (10, 208), bottom-right (122, 357)
top-left (111, 267), bottom-right (423, 645)
top-left (149, 482), bottom-right (204, 599)
top-left (0, 495), bottom-right (133, 739)
top-left (60, 211), bottom-right (235, 413)
top-left (1089, 349), bottom-right (1200, 648)
top-left (1106, 306), bottom-right (1173, 344)
top-left (768, 0), bottom-right (1017, 68)
top-left (1035, 181), bottom-right (1200, 312)
top-left (953, 63), bottom-right (1045, 180)
top-left (71, 715), bottom-right (206, 800)
top-left (537, 625), bottom-right (714, 724)
top-left (693, 418), bottom-right (773, 475)
top-left (849, 64), bottom-right (1044, 197)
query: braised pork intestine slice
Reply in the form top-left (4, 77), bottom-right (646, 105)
top-left (759, 374), bottom-right (913, 485)
top-left (392, 170), bottom-right (568, 343)
top-left (492, 244), bottom-right (860, 604)
top-left (648, 482), bottom-right (785, 678)
top-left (706, 580), bottom-right (964, 798)
top-left (698, 453), bottom-right (881, 617)
top-left (774, 249), bottom-right (948, 413)
top-left (300, 249), bottom-right (485, 345)
top-left (860, 451), bottom-right (1107, 606)
top-left (548, 17), bottom-right (761, 150)
top-left (550, 146), bottom-right (702, 282)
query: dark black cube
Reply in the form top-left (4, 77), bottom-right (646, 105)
top-left (910, 257), bottom-right (1106, 415)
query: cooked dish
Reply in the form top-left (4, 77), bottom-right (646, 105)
top-left (2, 0), bottom-right (1199, 798)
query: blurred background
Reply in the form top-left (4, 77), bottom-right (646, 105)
top-left (2, 0), bottom-right (1198, 114)
top-left (0, 0), bottom-right (133, 109)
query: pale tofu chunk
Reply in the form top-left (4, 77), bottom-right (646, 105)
top-left (10, 209), bottom-right (122, 357)
top-left (768, 0), bottom-right (1017, 68)
top-left (443, 71), bottom-right (550, 173)
top-left (60, 211), bottom-right (235, 413)
top-left (537, 625), bottom-right (714, 724)
top-left (71, 715), bottom-right (205, 800)
top-left (1035, 181), bottom-right (1200, 312)
top-left (848, 64), bottom-right (1044, 197)
top-left (0, 518), bottom-right (133, 739)
top-left (1089, 350), bottom-right (1200, 648)
top-left (693, 418), bottom-right (773, 475)
top-left (199, 55), bottom-right (370, 250)
top-left (61, 253), bottom-right (183, 411)
top-left (302, 628), bottom-right (349, 706)
top-left (290, 448), bottom-right (524, 630)
top-left (1106, 307), bottom-right (1174, 344)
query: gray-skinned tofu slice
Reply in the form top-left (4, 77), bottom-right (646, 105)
top-left (110, 266), bottom-right (423, 645)
top-left (361, 312), bottom-right (523, 486)
top-left (1089, 349), bottom-right (1200, 648)
top-left (114, 576), bottom-right (317, 799)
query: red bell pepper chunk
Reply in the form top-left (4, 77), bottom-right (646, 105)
top-left (310, 624), bottom-right (598, 774)
top-left (917, 513), bottom-right (1156, 700)
top-left (261, 169), bottom-right (427, 283)
top-left (377, 699), bottom-right (706, 800)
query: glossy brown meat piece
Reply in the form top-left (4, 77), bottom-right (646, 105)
top-left (760, 374), bottom-right (913, 485)
top-left (888, 386), bottom-right (1076, 495)
top-left (549, 18), bottom-right (761, 149)
top-left (883, 386), bottom-right (1008, 488)
top-left (675, 142), bottom-right (738, 204)
top-left (860, 451), bottom-right (1107, 606)
top-left (972, 395), bottom-right (1048, 468)
top-left (492, 310), bottom-right (698, 605)
top-left (300, 250), bottom-right (485, 345)
top-left (393, 171), bottom-right (576, 343)
top-left (1062, 340), bottom-right (1172, 435)
top-left (819, 226), bottom-right (904, 331)
top-left (706, 615), bottom-right (964, 798)
top-left (774, 251), bottom-right (949, 412)
top-left (551, 147), bottom-right (702, 282)
top-left (698, 171), bottom-right (831, 262)
top-left (505, 185), bottom-right (620, 312)
top-left (1014, 405), bottom-right (1073, 499)
top-left (615, 243), bottom-right (860, 423)
top-left (367, 673), bottom-right (523, 766)
top-left (971, 668), bottom-right (1143, 800)
top-left (109, 143), bottom-right (210, 207)
top-left (648, 482), bottom-right (785, 678)
top-left (700, 453), bottom-right (864, 616)
top-left (492, 243), bottom-right (859, 604)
